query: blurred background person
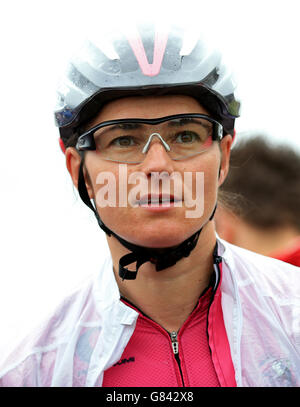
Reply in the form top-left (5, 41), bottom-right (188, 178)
top-left (215, 135), bottom-right (300, 267)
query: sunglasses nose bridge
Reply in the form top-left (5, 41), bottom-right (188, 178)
top-left (142, 132), bottom-right (171, 155)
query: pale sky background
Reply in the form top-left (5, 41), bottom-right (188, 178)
top-left (0, 0), bottom-right (299, 357)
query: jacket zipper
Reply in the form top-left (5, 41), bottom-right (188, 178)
top-left (169, 331), bottom-right (185, 386)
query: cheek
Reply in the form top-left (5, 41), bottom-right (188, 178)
top-left (187, 152), bottom-right (220, 188)
top-left (187, 154), bottom-right (220, 217)
top-left (202, 168), bottom-right (219, 213)
top-left (87, 162), bottom-right (136, 224)
top-left (97, 206), bottom-right (128, 229)
top-left (84, 155), bottom-right (120, 205)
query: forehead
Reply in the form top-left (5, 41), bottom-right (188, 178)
top-left (87, 95), bottom-right (210, 128)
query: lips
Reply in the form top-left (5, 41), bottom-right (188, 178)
top-left (137, 193), bottom-right (182, 206)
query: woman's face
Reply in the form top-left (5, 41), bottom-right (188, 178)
top-left (67, 95), bottom-right (232, 248)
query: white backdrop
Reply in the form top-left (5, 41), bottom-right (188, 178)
top-left (0, 0), bottom-right (300, 357)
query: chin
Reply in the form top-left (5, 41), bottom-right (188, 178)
top-left (138, 238), bottom-right (182, 249)
top-left (118, 228), bottom-right (195, 249)
top-left (102, 213), bottom-right (203, 248)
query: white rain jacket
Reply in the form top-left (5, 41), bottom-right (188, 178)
top-left (0, 238), bottom-right (299, 387)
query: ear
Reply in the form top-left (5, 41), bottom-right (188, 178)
top-left (65, 148), bottom-right (95, 199)
top-left (218, 134), bottom-right (233, 186)
top-left (65, 147), bottom-right (81, 189)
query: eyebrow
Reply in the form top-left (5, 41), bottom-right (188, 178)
top-left (111, 123), bottom-right (143, 130)
top-left (94, 123), bottom-right (143, 136)
top-left (109, 118), bottom-right (207, 129)
top-left (92, 117), bottom-right (212, 136)
top-left (167, 118), bottom-right (212, 130)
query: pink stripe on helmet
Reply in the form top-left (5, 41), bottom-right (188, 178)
top-left (127, 30), bottom-right (168, 77)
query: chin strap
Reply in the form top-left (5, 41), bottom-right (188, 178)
top-left (117, 229), bottom-right (202, 280)
top-left (77, 158), bottom-right (217, 280)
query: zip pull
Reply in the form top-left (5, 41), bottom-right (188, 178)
top-left (170, 331), bottom-right (179, 355)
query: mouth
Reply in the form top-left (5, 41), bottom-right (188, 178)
top-left (137, 194), bottom-right (182, 207)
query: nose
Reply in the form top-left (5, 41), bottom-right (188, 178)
top-left (139, 136), bottom-right (175, 175)
top-left (142, 133), bottom-right (170, 154)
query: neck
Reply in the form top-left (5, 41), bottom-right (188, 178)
top-left (107, 222), bottom-right (217, 332)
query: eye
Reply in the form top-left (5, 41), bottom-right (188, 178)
top-left (175, 131), bottom-right (200, 143)
top-left (112, 136), bottom-right (136, 147)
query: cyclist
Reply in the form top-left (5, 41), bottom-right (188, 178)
top-left (0, 23), bottom-right (299, 387)
top-left (215, 135), bottom-right (300, 267)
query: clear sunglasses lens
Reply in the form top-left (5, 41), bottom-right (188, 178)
top-left (92, 117), bottom-right (216, 162)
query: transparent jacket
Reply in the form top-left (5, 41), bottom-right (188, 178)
top-left (0, 238), bottom-right (299, 387)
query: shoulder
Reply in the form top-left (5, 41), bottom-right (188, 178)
top-left (0, 256), bottom-right (117, 386)
top-left (218, 238), bottom-right (300, 297)
top-left (270, 237), bottom-right (300, 267)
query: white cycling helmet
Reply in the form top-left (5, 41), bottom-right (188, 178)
top-left (55, 24), bottom-right (240, 151)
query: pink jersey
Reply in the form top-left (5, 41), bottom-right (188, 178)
top-left (102, 258), bottom-right (236, 387)
top-left (103, 287), bottom-right (220, 386)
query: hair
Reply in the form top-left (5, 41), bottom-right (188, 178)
top-left (218, 135), bottom-right (300, 231)
top-left (65, 131), bottom-right (79, 149)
